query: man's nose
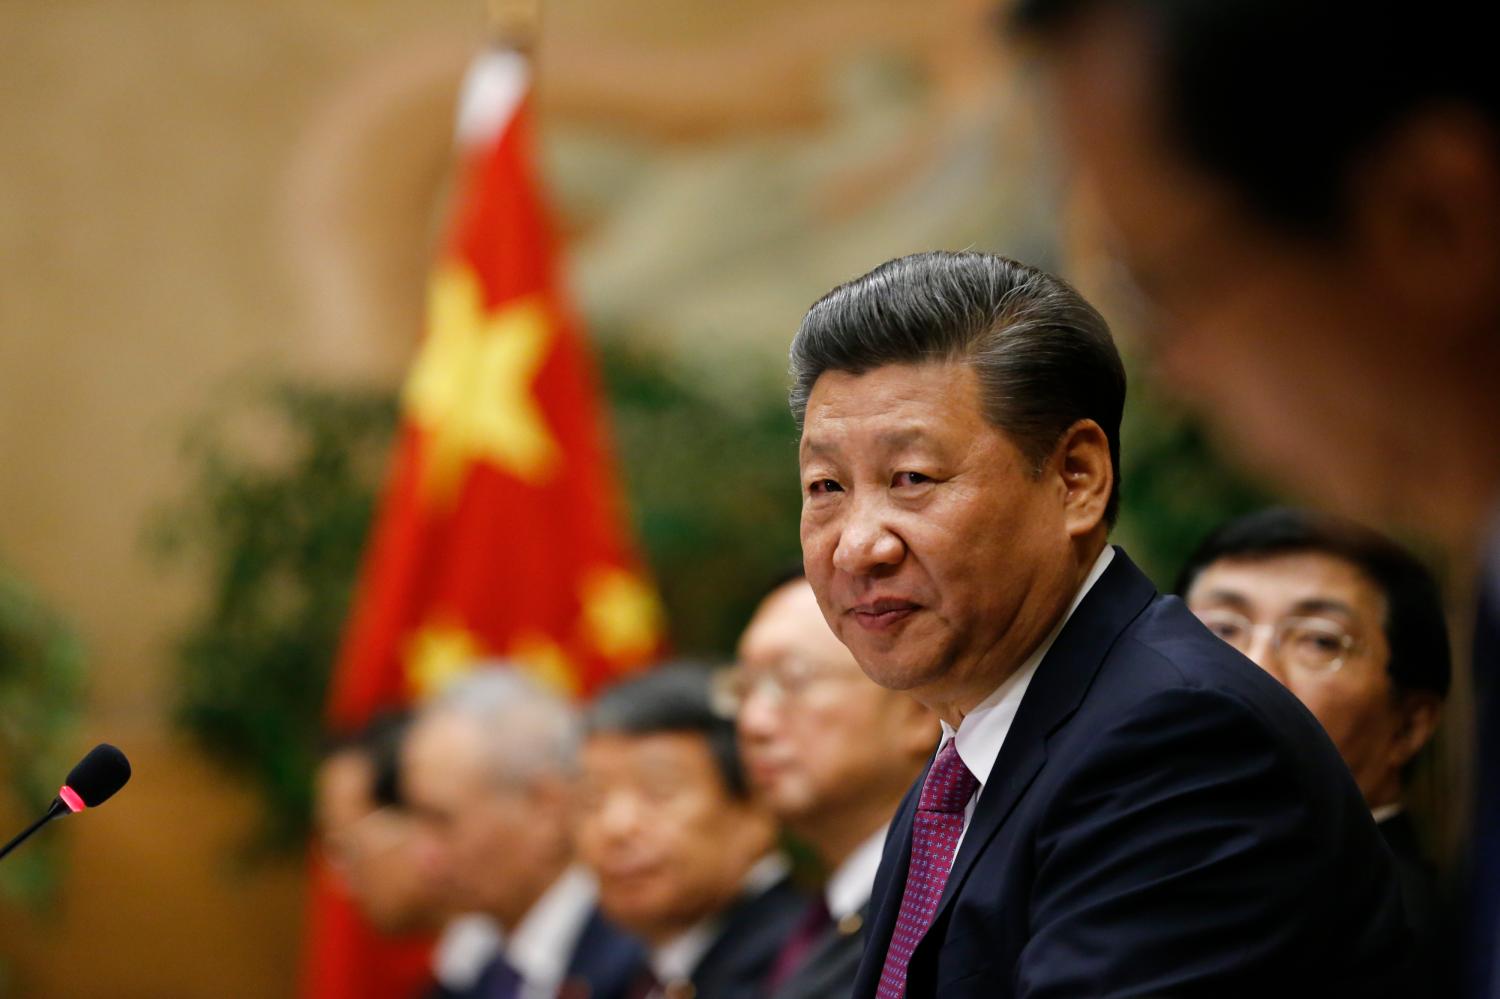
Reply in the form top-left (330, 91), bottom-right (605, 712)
top-left (831, 494), bottom-right (904, 575)
top-left (1244, 630), bottom-right (1287, 683)
top-left (596, 791), bottom-right (644, 840)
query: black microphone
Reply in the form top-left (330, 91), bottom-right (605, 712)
top-left (0, 744), bottom-right (132, 862)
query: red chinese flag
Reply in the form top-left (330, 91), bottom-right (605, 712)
top-left (299, 47), bottom-right (665, 999)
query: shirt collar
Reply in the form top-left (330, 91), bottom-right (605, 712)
top-left (1371, 802), bottom-right (1404, 824)
top-left (507, 865), bottom-right (598, 992)
top-left (649, 852), bottom-right (790, 984)
top-left (940, 546), bottom-right (1115, 787)
top-left (824, 824), bottom-right (887, 920)
top-left (431, 913), bottom-right (503, 989)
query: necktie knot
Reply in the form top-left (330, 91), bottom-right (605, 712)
top-left (918, 739), bottom-right (978, 814)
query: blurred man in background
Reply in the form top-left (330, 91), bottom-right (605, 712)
top-left (724, 572), bottom-right (937, 999)
top-left (317, 711), bottom-right (444, 938)
top-left (403, 668), bottom-right (643, 999)
top-left (1177, 507), bottom-right (1451, 985)
top-left (1007, 7), bottom-right (1500, 988)
top-left (577, 663), bottom-right (804, 999)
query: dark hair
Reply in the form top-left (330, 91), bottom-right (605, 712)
top-left (1176, 507), bottom-right (1451, 699)
top-left (327, 710), bottom-right (413, 809)
top-left (586, 662), bottom-right (748, 797)
top-left (789, 251), bottom-right (1126, 524)
top-left (1012, 0), bottom-right (1500, 234)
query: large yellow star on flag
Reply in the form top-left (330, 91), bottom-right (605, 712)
top-left (580, 567), bottom-right (664, 664)
top-left (403, 264), bottom-right (560, 503)
top-left (405, 620), bottom-right (485, 700)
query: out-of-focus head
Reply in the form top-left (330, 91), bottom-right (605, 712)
top-left (790, 251), bottom-right (1123, 720)
top-left (1178, 507), bottom-right (1449, 807)
top-left (576, 663), bottom-right (777, 944)
top-left (315, 711), bottom-right (443, 934)
top-left (1012, 0), bottom-right (1500, 548)
top-left (401, 667), bottom-right (579, 928)
top-left (728, 572), bottom-right (936, 857)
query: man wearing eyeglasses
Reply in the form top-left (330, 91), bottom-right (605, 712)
top-left (722, 571), bottom-right (938, 999)
top-left (1178, 506), bottom-right (1451, 988)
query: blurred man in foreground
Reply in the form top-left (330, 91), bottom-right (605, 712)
top-left (1178, 507), bottom-right (1451, 983)
top-left (1007, 7), bottom-right (1500, 988)
top-left (791, 250), bottom-right (1407, 995)
top-left (403, 668), bottom-right (643, 999)
top-left (577, 663), bottom-right (804, 999)
top-left (724, 572), bottom-right (937, 999)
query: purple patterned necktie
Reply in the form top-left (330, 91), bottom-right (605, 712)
top-left (876, 738), bottom-right (979, 999)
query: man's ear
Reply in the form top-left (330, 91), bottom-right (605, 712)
top-left (1351, 108), bottom-right (1500, 341)
top-left (1053, 418), bottom-right (1113, 538)
top-left (1387, 690), bottom-right (1443, 771)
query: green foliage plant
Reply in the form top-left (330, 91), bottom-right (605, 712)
top-left (0, 565), bottom-right (84, 907)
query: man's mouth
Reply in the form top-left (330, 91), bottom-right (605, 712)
top-left (848, 598), bottom-right (920, 632)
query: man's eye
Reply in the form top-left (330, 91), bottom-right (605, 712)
top-left (807, 479), bottom-right (843, 496)
top-left (893, 471), bottom-right (931, 487)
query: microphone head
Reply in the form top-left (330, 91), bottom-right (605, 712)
top-left (62, 743), bottom-right (131, 809)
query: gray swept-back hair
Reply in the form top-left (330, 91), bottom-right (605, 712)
top-left (422, 664), bottom-right (581, 786)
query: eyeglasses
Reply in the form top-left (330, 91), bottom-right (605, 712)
top-left (711, 659), bottom-right (860, 715)
top-left (1192, 608), bottom-right (1360, 674)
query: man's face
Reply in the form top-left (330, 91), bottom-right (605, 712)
top-left (315, 751), bottom-right (440, 933)
top-left (1041, 10), bottom-right (1443, 531)
top-left (575, 731), bottom-right (774, 942)
top-left (797, 361), bottom-right (1076, 713)
top-left (735, 580), bottom-right (933, 829)
top-left (1185, 552), bottom-right (1411, 804)
top-left (402, 714), bottom-right (556, 923)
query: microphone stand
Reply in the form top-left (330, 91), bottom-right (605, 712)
top-left (0, 799), bottom-right (68, 862)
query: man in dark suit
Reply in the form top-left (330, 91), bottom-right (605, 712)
top-left (576, 663), bottom-right (805, 999)
top-left (1007, 5), bottom-right (1500, 993)
top-left (788, 251), bottom-right (1409, 996)
top-left (723, 572), bottom-right (937, 999)
top-left (403, 667), bottom-right (644, 999)
top-left (1178, 507), bottom-right (1452, 990)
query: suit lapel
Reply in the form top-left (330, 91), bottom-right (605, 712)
top-left (928, 548), bottom-right (1159, 929)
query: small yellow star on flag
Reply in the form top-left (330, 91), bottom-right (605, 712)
top-left (405, 620), bottom-right (485, 700)
top-left (580, 567), bottom-right (663, 664)
top-left (509, 633), bottom-right (581, 697)
top-left (403, 264), bottom-right (561, 503)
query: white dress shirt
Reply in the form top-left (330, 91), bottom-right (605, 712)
top-left (508, 865), bottom-right (600, 999)
top-left (825, 824), bottom-right (888, 921)
top-left (433, 866), bottom-right (599, 999)
top-left (648, 852), bottom-right (790, 989)
top-left (432, 913), bottom-right (503, 992)
top-left (939, 546), bottom-right (1116, 854)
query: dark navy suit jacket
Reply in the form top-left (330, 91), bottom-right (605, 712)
top-left (852, 549), bottom-right (1410, 997)
top-left (437, 907), bottom-right (645, 999)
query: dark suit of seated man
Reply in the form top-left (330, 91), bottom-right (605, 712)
top-left (1178, 507), bottom-right (1453, 995)
top-left (787, 251), bottom-right (1411, 996)
top-left (403, 667), bottom-right (645, 999)
top-left (577, 663), bottom-right (806, 999)
top-left (721, 572), bottom-right (937, 999)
